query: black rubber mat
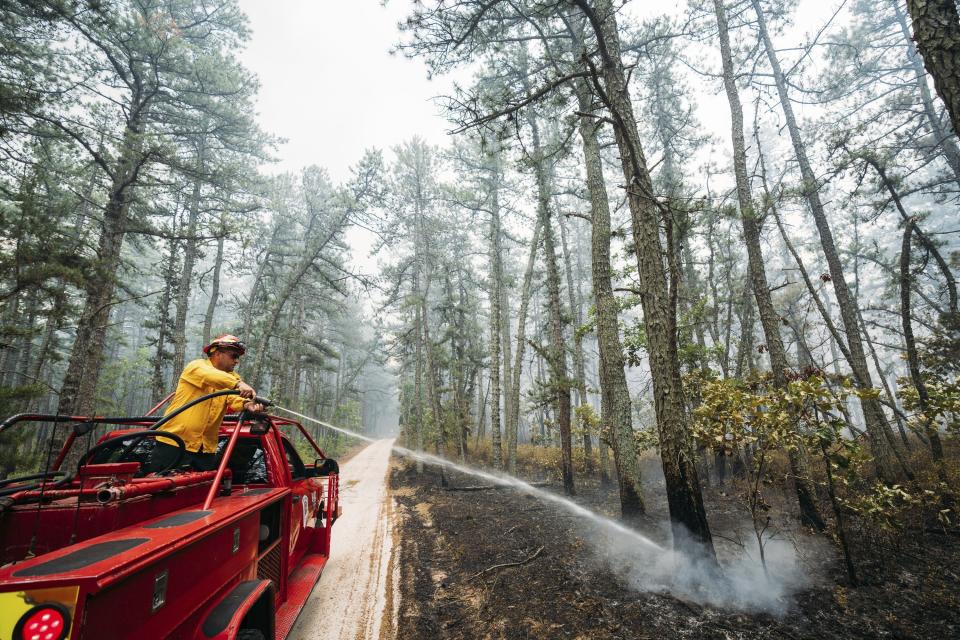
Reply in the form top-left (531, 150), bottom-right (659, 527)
top-left (143, 510), bottom-right (212, 528)
top-left (202, 580), bottom-right (260, 637)
top-left (14, 538), bottom-right (149, 576)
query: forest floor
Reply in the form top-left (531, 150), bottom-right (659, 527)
top-left (390, 457), bottom-right (960, 639)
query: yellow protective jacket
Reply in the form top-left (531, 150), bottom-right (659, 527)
top-left (156, 358), bottom-right (247, 453)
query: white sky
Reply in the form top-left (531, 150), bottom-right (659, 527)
top-left (233, 0), bottom-right (838, 271)
top-left (237, 0), bottom-right (457, 182)
top-left (235, 0), bottom-right (830, 180)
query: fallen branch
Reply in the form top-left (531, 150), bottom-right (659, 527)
top-left (469, 546), bottom-right (545, 581)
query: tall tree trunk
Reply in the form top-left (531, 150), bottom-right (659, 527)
top-left (0, 299), bottom-right (21, 388)
top-left (559, 214), bottom-right (593, 470)
top-left (203, 214), bottom-right (227, 347)
top-left (14, 293), bottom-right (39, 387)
top-left (892, 0), bottom-right (960, 183)
top-left (856, 303), bottom-right (913, 449)
top-left (575, 0), bottom-right (713, 552)
top-left (413, 279), bottom-right (425, 474)
top-left (421, 280), bottom-right (444, 454)
top-left (457, 273), bottom-right (472, 463)
top-left (172, 140), bottom-right (206, 375)
top-left (734, 279), bottom-right (756, 378)
top-left (488, 162), bottom-right (505, 469)
top-left (715, 0), bottom-right (825, 531)
top-left (682, 237), bottom-right (711, 372)
top-left (529, 113), bottom-right (575, 496)
top-left (900, 221), bottom-right (948, 479)
top-left (575, 77), bottom-right (645, 517)
top-left (704, 217), bottom-right (728, 377)
top-left (906, 0), bottom-right (960, 138)
top-left (475, 373), bottom-right (487, 447)
top-left (152, 234), bottom-right (179, 402)
top-left (242, 223), bottom-right (282, 341)
top-left (29, 288), bottom-right (65, 388)
top-left (752, 0), bottom-right (905, 484)
top-left (508, 219), bottom-right (542, 474)
top-left (53, 119), bottom-right (146, 469)
top-left (501, 272), bottom-right (515, 465)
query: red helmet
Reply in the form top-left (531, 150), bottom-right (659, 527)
top-left (203, 334), bottom-right (246, 356)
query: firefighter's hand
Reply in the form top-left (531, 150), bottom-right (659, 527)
top-left (243, 401), bottom-right (265, 413)
top-left (236, 381), bottom-right (256, 399)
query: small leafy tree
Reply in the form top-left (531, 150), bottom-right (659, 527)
top-left (692, 373), bottom-right (871, 581)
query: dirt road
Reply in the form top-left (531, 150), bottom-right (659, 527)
top-left (290, 438), bottom-right (397, 640)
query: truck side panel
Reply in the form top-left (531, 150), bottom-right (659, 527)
top-left (79, 513), bottom-right (259, 639)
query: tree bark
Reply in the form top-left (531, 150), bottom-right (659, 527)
top-left (906, 0), bottom-right (960, 138)
top-left (203, 214), bottom-right (227, 347)
top-left (734, 279), bottom-right (756, 378)
top-left (575, 0), bottom-right (713, 552)
top-left (575, 84), bottom-right (646, 517)
top-left (559, 214), bottom-right (593, 471)
top-left (172, 140), bottom-right (206, 375)
top-left (528, 112), bottom-right (574, 496)
top-left (152, 234), bottom-right (179, 403)
top-left (488, 154), bottom-right (505, 469)
top-left (892, 0), bottom-right (960, 184)
top-left (508, 218), bottom-right (542, 474)
top-left (53, 118), bottom-right (146, 469)
top-left (900, 221), bottom-right (948, 474)
top-left (420, 275), bottom-right (444, 454)
top-left (714, 0), bottom-right (825, 531)
top-left (501, 266), bottom-right (515, 465)
top-left (413, 272), bottom-right (425, 474)
top-left (752, 0), bottom-right (905, 484)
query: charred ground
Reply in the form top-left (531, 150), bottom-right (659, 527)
top-left (391, 460), bottom-right (959, 640)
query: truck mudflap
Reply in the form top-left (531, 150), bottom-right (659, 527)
top-left (0, 586), bottom-right (79, 640)
top-left (199, 580), bottom-right (274, 640)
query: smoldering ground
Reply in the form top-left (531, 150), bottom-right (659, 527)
top-left (286, 412), bottom-right (829, 614)
top-left (582, 517), bottom-right (835, 614)
top-left (393, 459), bottom-right (960, 640)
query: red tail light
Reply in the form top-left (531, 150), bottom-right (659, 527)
top-left (15, 604), bottom-right (70, 640)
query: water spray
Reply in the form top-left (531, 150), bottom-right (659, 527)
top-left (274, 405), bottom-right (665, 552)
top-left (275, 405), bottom-right (663, 552)
top-left (273, 404), bottom-right (807, 613)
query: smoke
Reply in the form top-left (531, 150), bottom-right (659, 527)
top-left (586, 520), bottom-right (821, 614)
top-left (273, 409), bottom-right (820, 613)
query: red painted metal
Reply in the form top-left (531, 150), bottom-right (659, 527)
top-left (0, 407), bottom-right (341, 640)
top-left (287, 419), bottom-right (328, 459)
top-left (202, 415), bottom-right (247, 510)
top-left (145, 392), bottom-right (174, 416)
top-left (274, 553), bottom-right (328, 640)
top-left (0, 470), bottom-right (223, 565)
top-left (51, 431), bottom-right (77, 471)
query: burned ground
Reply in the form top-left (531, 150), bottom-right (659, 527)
top-left (391, 460), bottom-right (959, 639)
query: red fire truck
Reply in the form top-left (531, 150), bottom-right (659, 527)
top-left (0, 391), bottom-right (340, 639)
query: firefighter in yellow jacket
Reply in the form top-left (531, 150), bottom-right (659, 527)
top-left (149, 335), bottom-right (264, 472)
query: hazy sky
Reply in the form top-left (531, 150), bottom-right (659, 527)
top-left (235, 1), bottom-right (830, 181)
top-left (237, 1), bottom-right (457, 182)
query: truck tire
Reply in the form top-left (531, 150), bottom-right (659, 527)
top-left (236, 630), bottom-right (265, 640)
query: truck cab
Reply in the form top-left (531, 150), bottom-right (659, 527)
top-left (0, 402), bottom-right (340, 640)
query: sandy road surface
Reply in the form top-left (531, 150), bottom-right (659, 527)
top-left (290, 438), bottom-right (397, 640)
